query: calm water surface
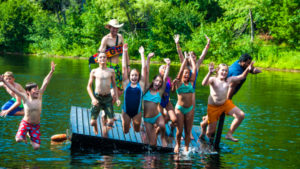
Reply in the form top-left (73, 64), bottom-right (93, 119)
top-left (0, 55), bottom-right (299, 168)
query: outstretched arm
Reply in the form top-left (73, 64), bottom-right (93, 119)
top-left (159, 58), bottom-right (171, 96)
top-left (0, 75), bottom-right (27, 101)
top-left (196, 35), bottom-right (210, 70)
top-left (250, 67), bottom-right (262, 74)
top-left (230, 62), bottom-right (254, 83)
top-left (174, 34), bottom-right (184, 63)
top-left (39, 61), bottom-right (56, 94)
top-left (202, 62), bottom-right (215, 86)
top-left (122, 43), bottom-right (129, 84)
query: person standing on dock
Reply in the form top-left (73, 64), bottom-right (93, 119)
top-left (0, 71), bottom-right (25, 117)
top-left (87, 52), bottom-right (121, 135)
top-left (201, 62), bottom-right (253, 142)
top-left (121, 44), bottom-right (146, 133)
top-left (0, 61), bottom-right (56, 150)
top-left (143, 54), bottom-right (171, 147)
top-left (98, 19), bottom-right (127, 102)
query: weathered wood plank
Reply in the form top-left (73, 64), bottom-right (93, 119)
top-left (70, 106), bottom-right (78, 133)
top-left (84, 108), bottom-right (95, 136)
top-left (81, 107), bottom-right (90, 136)
top-left (114, 115), bottom-right (126, 141)
top-left (76, 106), bottom-right (84, 134)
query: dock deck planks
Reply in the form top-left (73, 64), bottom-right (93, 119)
top-left (70, 106), bottom-right (203, 153)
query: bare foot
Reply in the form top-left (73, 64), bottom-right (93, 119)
top-left (174, 143), bottom-right (180, 153)
top-left (155, 126), bottom-right (160, 134)
top-left (162, 138), bottom-right (167, 147)
top-left (190, 134), bottom-right (194, 140)
top-left (93, 126), bottom-right (98, 135)
top-left (199, 134), bottom-right (205, 141)
top-left (225, 134), bottom-right (239, 142)
top-left (184, 145), bottom-right (189, 152)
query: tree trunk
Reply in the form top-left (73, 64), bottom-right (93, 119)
top-left (249, 9), bottom-right (254, 42)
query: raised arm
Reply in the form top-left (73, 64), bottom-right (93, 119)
top-left (229, 62), bottom-right (254, 83)
top-left (202, 62), bottom-right (215, 86)
top-left (122, 43), bottom-right (129, 84)
top-left (176, 55), bottom-right (188, 80)
top-left (159, 58), bottom-right (171, 96)
top-left (0, 75), bottom-right (27, 101)
top-left (250, 67), bottom-right (262, 74)
top-left (174, 34), bottom-right (184, 63)
top-left (39, 61), bottom-right (56, 94)
top-left (196, 35), bottom-right (210, 70)
top-left (145, 52), bottom-right (155, 88)
top-left (139, 46), bottom-right (147, 87)
top-left (189, 56), bottom-right (197, 83)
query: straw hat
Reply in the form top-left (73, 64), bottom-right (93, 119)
top-left (105, 19), bottom-right (124, 29)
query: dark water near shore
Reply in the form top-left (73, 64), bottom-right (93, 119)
top-left (0, 54), bottom-right (299, 168)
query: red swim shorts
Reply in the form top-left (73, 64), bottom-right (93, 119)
top-left (16, 120), bottom-right (41, 144)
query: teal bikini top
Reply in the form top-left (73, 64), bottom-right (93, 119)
top-left (176, 82), bottom-right (194, 94)
top-left (143, 90), bottom-right (161, 103)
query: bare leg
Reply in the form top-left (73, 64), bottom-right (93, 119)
top-left (226, 107), bottom-right (245, 142)
top-left (206, 121), bottom-right (217, 144)
top-left (132, 112), bottom-right (142, 132)
top-left (31, 141), bottom-right (40, 150)
top-left (122, 112), bottom-right (131, 133)
top-left (174, 108), bottom-right (184, 153)
top-left (184, 109), bottom-right (194, 152)
top-left (200, 115), bottom-right (208, 139)
top-left (166, 102), bottom-right (177, 127)
top-left (156, 115), bottom-right (167, 147)
top-left (144, 122), bottom-right (156, 146)
top-left (90, 119), bottom-right (98, 135)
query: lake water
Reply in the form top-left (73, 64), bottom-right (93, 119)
top-left (0, 54), bottom-right (299, 168)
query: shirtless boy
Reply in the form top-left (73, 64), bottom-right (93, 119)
top-left (87, 52), bottom-right (121, 135)
top-left (0, 61), bottom-right (56, 150)
top-left (0, 71), bottom-right (25, 117)
top-left (201, 62), bottom-right (253, 142)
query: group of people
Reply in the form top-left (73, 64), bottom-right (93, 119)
top-left (0, 19), bottom-right (261, 152)
top-left (86, 19), bottom-right (261, 153)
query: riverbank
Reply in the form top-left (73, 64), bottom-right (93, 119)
top-left (1, 52), bottom-right (299, 72)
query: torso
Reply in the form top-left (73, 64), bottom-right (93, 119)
top-left (101, 34), bottom-right (123, 64)
top-left (143, 90), bottom-right (161, 118)
top-left (23, 98), bottom-right (42, 124)
top-left (93, 67), bottom-right (113, 95)
top-left (208, 77), bottom-right (229, 106)
top-left (176, 82), bottom-right (194, 107)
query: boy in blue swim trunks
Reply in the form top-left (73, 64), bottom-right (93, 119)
top-left (0, 71), bottom-right (25, 117)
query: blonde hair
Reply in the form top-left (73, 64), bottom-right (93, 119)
top-left (216, 63), bottom-right (228, 77)
top-left (4, 71), bottom-right (14, 78)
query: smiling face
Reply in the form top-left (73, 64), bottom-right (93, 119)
top-left (27, 86), bottom-right (39, 99)
top-left (182, 68), bottom-right (190, 82)
top-left (152, 76), bottom-right (163, 90)
top-left (4, 75), bottom-right (15, 85)
top-left (130, 69), bottom-right (140, 84)
top-left (216, 64), bottom-right (228, 80)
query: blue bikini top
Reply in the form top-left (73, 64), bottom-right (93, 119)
top-left (143, 90), bottom-right (161, 103)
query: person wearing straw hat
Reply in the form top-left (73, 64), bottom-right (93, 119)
top-left (98, 19), bottom-right (127, 102)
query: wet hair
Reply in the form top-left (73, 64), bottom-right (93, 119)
top-left (239, 53), bottom-right (252, 63)
top-left (25, 82), bottom-right (38, 92)
top-left (143, 74), bottom-right (163, 96)
top-left (4, 71), bottom-right (14, 78)
top-left (215, 63), bottom-right (228, 79)
top-left (129, 68), bottom-right (141, 82)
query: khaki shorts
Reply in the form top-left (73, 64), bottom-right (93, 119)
top-left (91, 93), bottom-right (114, 120)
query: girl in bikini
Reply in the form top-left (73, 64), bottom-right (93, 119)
top-left (121, 44), bottom-right (146, 133)
top-left (172, 53), bottom-right (196, 153)
top-left (143, 54), bottom-right (171, 147)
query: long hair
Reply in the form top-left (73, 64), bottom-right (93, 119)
top-left (143, 74), bottom-right (163, 96)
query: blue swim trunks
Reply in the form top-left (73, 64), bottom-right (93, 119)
top-left (1, 98), bottom-right (23, 116)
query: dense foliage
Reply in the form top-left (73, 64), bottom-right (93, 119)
top-left (0, 0), bottom-right (299, 69)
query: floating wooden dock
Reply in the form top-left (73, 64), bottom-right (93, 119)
top-left (70, 106), bottom-right (205, 153)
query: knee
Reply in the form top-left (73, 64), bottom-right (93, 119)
top-left (15, 137), bottom-right (22, 142)
top-left (90, 120), bottom-right (96, 126)
top-left (237, 111), bottom-right (245, 120)
top-left (33, 144), bottom-right (40, 150)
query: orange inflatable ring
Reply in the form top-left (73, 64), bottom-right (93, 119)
top-left (51, 134), bottom-right (67, 142)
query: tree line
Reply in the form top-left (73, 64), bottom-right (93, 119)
top-left (0, 0), bottom-right (299, 69)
